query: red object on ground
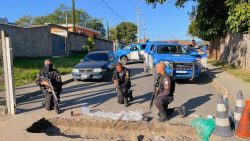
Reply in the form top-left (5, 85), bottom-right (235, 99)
top-left (235, 100), bottom-right (250, 139)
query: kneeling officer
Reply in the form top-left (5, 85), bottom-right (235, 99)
top-left (112, 62), bottom-right (133, 107)
top-left (36, 59), bottom-right (62, 114)
top-left (154, 62), bottom-right (185, 122)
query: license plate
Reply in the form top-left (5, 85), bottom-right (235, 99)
top-left (81, 74), bottom-right (88, 79)
top-left (176, 70), bottom-right (187, 74)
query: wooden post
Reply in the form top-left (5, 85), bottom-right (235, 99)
top-left (5, 37), bottom-right (15, 115)
top-left (1, 30), bottom-right (15, 115)
top-left (1, 31), bottom-right (10, 114)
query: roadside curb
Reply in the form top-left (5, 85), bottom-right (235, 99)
top-left (203, 68), bottom-right (227, 94)
top-left (16, 77), bottom-right (73, 103)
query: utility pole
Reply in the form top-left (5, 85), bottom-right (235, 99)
top-left (72, 0), bottom-right (76, 32)
top-left (65, 13), bottom-right (68, 27)
top-left (136, 7), bottom-right (140, 43)
top-left (143, 20), bottom-right (146, 40)
top-left (107, 20), bottom-right (109, 40)
top-left (65, 13), bottom-right (68, 55)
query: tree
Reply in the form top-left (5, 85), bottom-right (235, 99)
top-left (109, 27), bottom-right (118, 41)
top-left (145, 0), bottom-right (192, 8)
top-left (145, 0), bottom-right (249, 40)
top-left (110, 22), bottom-right (137, 44)
top-left (188, 20), bottom-right (199, 38)
top-left (85, 19), bottom-right (106, 37)
top-left (72, 0), bottom-right (76, 32)
top-left (190, 0), bottom-right (229, 40)
top-left (15, 4), bottom-right (106, 36)
top-left (15, 15), bottom-right (34, 27)
top-left (83, 37), bottom-right (95, 52)
top-left (225, 0), bottom-right (250, 33)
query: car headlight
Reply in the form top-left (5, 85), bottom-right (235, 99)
top-left (164, 61), bottom-right (172, 68)
top-left (72, 68), bottom-right (79, 73)
top-left (93, 68), bottom-right (102, 72)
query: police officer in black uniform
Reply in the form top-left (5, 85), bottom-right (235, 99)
top-left (36, 59), bottom-right (62, 114)
top-left (112, 62), bottom-right (133, 107)
top-left (154, 62), bottom-right (185, 122)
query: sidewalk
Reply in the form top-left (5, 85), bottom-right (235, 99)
top-left (204, 63), bottom-right (250, 99)
top-left (15, 74), bottom-right (73, 103)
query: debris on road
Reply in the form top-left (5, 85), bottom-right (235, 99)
top-left (80, 106), bottom-right (144, 121)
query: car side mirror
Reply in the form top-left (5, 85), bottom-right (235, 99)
top-left (191, 51), bottom-right (198, 56)
top-left (109, 58), bottom-right (114, 62)
top-left (80, 59), bottom-right (84, 62)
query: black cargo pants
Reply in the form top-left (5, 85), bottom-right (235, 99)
top-left (44, 91), bottom-right (60, 111)
top-left (155, 95), bottom-right (175, 116)
top-left (116, 86), bottom-right (130, 104)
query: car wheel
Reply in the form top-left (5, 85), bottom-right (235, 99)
top-left (103, 69), bottom-right (112, 82)
top-left (120, 56), bottom-right (128, 65)
top-left (73, 78), bottom-right (80, 81)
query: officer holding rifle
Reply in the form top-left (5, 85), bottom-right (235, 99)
top-left (36, 59), bottom-right (62, 114)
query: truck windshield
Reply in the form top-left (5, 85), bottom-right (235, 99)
top-left (122, 46), bottom-right (130, 50)
top-left (84, 53), bottom-right (109, 62)
top-left (157, 45), bottom-right (187, 54)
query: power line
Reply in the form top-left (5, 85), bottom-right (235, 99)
top-left (100, 0), bottom-right (126, 21)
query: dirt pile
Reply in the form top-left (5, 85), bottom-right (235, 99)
top-left (46, 117), bottom-right (200, 141)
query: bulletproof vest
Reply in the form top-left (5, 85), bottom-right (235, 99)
top-left (116, 68), bottom-right (129, 83)
top-left (155, 73), bottom-right (175, 96)
top-left (40, 68), bottom-right (61, 91)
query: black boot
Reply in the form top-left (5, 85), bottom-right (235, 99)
top-left (158, 112), bottom-right (168, 122)
top-left (129, 91), bottom-right (133, 101)
top-left (41, 102), bottom-right (45, 107)
top-left (174, 106), bottom-right (185, 118)
top-left (124, 97), bottom-right (129, 107)
top-left (55, 105), bottom-right (60, 114)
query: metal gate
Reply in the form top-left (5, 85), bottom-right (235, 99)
top-left (51, 34), bottom-right (66, 56)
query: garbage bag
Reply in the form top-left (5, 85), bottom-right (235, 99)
top-left (191, 117), bottom-right (215, 141)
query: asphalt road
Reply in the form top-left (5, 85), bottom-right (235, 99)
top-left (3, 61), bottom-right (241, 140)
top-left (17, 61), bottom-right (219, 123)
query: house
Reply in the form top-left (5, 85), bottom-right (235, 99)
top-left (51, 24), bottom-right (101, 38)
top-left (0, 23), bottom-right (113, 58)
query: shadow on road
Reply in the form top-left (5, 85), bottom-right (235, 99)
top-left (60, 88), bottom-right (116, 112)
top-left (131, 92), bottom-right (152, 105)
top-left (175, 73), bottom-right (211, 85)
top-left (130, 68), bottom-right (144, 78)
top-left (181, 93), bottom-right (213, 116)
top-left (131, 74), bottom-right (152, 81)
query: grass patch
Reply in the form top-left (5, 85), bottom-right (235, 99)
top-left (209, 60), bottom-right (250, 83)
top-left (12, 52), bottom-right (87, 88)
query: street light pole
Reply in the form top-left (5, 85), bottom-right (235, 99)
top-left (136, 7), bottom-right (140, 43)
top-left (72, 0), bottom-right (76, 32)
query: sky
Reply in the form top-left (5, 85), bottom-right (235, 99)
top-left (0, 0), bottom-right (198, 40)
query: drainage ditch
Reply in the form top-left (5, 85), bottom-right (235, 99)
top-left (27, 117), bottom-right (199, 141)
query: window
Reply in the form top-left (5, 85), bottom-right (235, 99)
top-left (109, 53), bottom-right (114, 60)
top-left (131, 46), bottom-right (139, 51)
top-left (150, 45), bottom-right (154, 51)
top-left (84, 53), bottom-right (109, 62)
top-left (157, 45), bottom-right (187, 54)
top-left (141, 44), bottom-right (146, 50)
top-left (111, 52), bottom-right (118, 59)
